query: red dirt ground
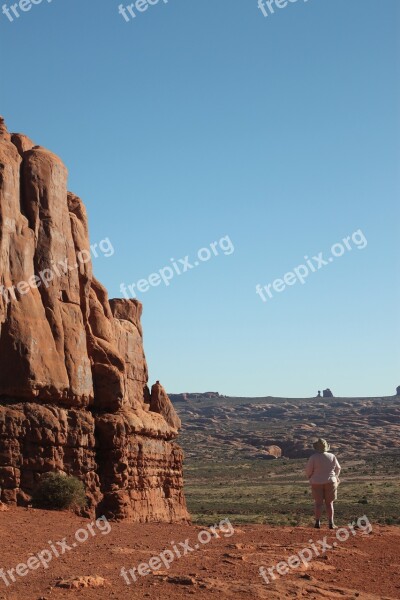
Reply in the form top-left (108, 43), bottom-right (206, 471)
top-left (0, 507), bottom-right (399, 599)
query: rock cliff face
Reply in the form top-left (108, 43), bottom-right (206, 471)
top-left (0, 117), bottom-right (188, 521)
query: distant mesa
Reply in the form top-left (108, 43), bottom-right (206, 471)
top-left (323, 388), bottom-right (334, 398)
top-left (396, 386), bottom-right (400, 396)
top-left (170, 392), bottom-right (224, 402)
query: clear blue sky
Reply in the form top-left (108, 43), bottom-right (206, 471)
top-left (1, 0), bottom-right (399, 397)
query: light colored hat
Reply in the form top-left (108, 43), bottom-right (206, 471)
top-left (313, 438), bottom-right (330, 453)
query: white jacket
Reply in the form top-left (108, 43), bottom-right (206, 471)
top-left (305, 452), bottom-right (341, 484)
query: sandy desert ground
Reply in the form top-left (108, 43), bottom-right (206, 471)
top-left (0, 507), bottom-right (399, 600)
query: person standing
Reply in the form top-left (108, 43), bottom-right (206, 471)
top-left (305, 438), bottom-right (341, 529)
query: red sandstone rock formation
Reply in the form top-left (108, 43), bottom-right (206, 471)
top-left (265, 445), bottom-right (282, 459)
top-left (150, 381), bottom-right (182, 430)
top-left (0, 117), bottom-right (188, 522)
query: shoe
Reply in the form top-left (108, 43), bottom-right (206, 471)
top-left (314, 521), bottom-right (321, 529)
top-left (329, 522), bottom-right (337, 529)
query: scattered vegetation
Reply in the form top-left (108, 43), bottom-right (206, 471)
top-left (32, 473), bottom-right (86, 511)
top-left (185, 452), bottom-right (400, 526)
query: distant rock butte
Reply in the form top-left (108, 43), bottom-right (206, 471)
top-left (0, 117), bottom-right (188, 522)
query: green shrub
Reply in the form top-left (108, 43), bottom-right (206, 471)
top-left (32, 473), bottom-right (86, 510)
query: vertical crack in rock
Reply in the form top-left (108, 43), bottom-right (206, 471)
top-left (0, 117), bottom-right (189, 522)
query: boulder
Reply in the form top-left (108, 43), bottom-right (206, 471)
top-left (265, 445), bottom-right (282, 458)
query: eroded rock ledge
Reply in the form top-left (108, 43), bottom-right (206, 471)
top-left (0, 117), bottom-right (188, 521)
